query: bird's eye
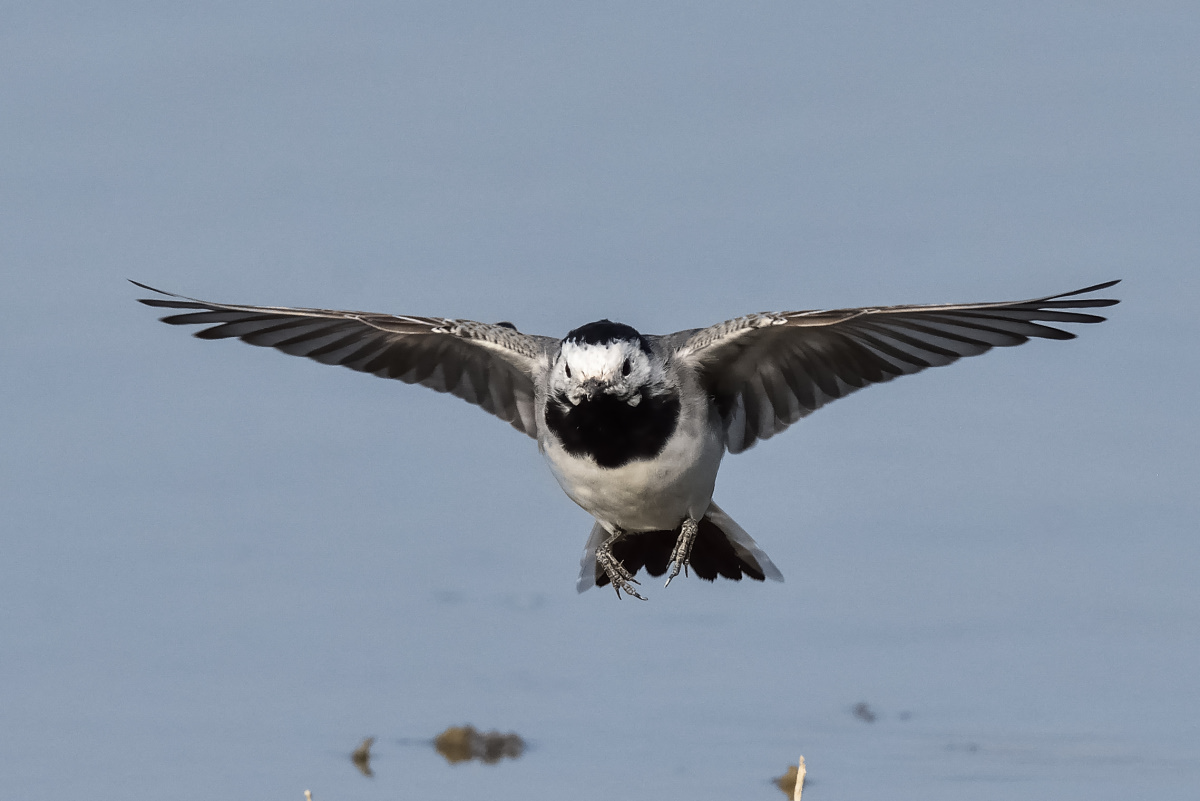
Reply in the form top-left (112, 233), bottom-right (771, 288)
top-left (564, 363), bottom-right (572, 378)
top-left (622, 358), bottom-right (631, 376)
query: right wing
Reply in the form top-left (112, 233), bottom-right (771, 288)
top-left (671, 280), bottom-right (1120, 453)
top-left (134, 282), bottom-right (557, 437)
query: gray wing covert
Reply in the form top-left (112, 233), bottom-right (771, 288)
top-left (134, 282), bottom-right (555, 437)
top-left (673, 280), bottom-right (1120, 453)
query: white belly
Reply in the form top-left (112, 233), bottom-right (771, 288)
top-left (542, 423), bottom-right (724, 532)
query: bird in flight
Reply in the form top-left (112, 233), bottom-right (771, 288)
top-left (135, 279), bottom-right (1119, 599)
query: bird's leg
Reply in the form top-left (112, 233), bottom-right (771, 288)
top-left (665, 516), bottom-right (700, 587)
top-left (595, 527), bottom-right (646, 601)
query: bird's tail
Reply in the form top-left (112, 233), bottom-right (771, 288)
top-left (576, 502), bottom-right (784, 592)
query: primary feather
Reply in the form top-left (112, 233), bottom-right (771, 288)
top-left (133, 281), bottom-right (555, 436)
top-left (671, 280), bottom-right (1119, 452)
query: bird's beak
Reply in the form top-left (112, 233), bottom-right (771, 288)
top-left (568, 378), bottom-right (608, 405)
top-left (580, 378), bottom-right (604, 400)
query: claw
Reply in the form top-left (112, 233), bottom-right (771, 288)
top-left (596, 527), bottom-right (647, 601)
top-left (665, 517), bottom-right (699, 588)
top-left (613, 579), bottom-right (647, 601)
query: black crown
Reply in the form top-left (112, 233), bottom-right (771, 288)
top-left (564, 320), bottom-right (651, 354)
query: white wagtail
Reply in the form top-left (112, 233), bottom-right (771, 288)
top-left (135, 279), bottom-right (1119, 599)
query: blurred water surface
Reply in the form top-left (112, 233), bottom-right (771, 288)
top-left (2, 2), bottom-right (1198, 799)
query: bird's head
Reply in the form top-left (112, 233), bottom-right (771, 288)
top-left (550, 320), bottom-right (664, 407)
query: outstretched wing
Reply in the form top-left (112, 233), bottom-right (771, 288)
top-left (671, 280), bottom-right (1120, 453)
top-left (134, 282), bottom-right (557, 437)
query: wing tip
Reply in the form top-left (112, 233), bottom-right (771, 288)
top-left (132, 280), bottom-right (201, 315)
top-left (1041, 328), bottom-right (1077, 341)
top-left (1058, 279), bottom-right (1121, 300)
top-left (130, 279), bottom-right (175, 297)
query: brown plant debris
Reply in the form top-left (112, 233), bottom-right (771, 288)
top-left (774, 756), bottom-right (806, 800)
top-left (351, 736), bottom-right (375, 777)
top-left (434, 725), bottom-right (525, 765)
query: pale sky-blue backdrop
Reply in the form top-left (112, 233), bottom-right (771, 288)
top-left (2, 3), bottom-right (1197, 799)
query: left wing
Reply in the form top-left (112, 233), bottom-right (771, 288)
top-left (670, 280), bottom-right (1120, 453)
top-left (134, 282), bottom-right (557, 437)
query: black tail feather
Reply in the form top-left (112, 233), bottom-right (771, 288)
top-left (595, 517), bottom-right (768, 587)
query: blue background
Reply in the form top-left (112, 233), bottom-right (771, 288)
top-left (2, 3), bottom-right (1197, 798)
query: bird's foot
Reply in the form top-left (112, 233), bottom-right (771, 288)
top-left (665, 517), bottom-right (699, 587)
top-left (596, 529), bottom-right (646, 600)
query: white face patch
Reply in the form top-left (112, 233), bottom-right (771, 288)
top-left (561, 341), bottom-right (632, 380)
top-left (551, 339), bottom-right (659, 406)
